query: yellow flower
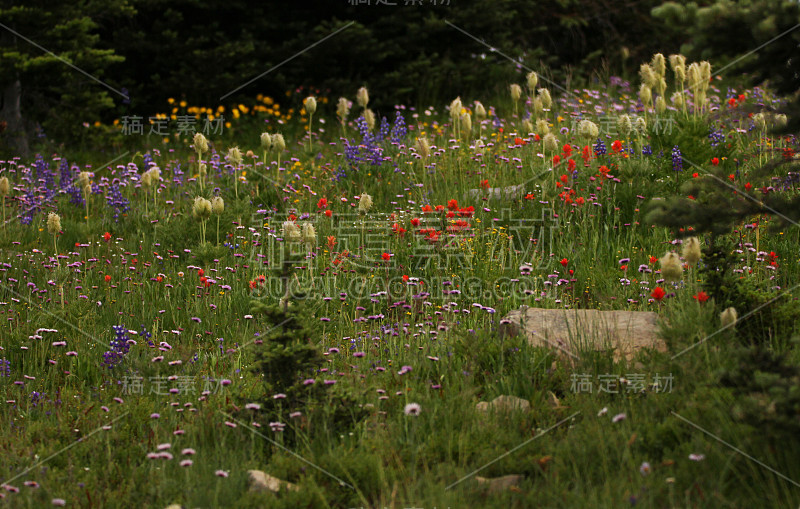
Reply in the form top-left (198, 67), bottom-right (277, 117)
top-left (167, 98), bottom-right (175, 104)
top-left (180, 100), bottom-right (187, 108)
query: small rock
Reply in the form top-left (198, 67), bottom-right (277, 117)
top-left (164, 505), bottom-right (183, 509)
top-left (476, 395), bottom-right (530, 413)
top-left (475, 474), bottom-right (525, 493)
top-left (248, 470), bottom-right (299, 493)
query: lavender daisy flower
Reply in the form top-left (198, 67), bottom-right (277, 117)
top-left (404, 402), bottom-right (421, 416)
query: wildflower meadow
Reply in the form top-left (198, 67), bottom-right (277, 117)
top-left (2, 44), bottom-right (800, 509)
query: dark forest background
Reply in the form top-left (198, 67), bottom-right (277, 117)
top-left (1, 0), bottom-right (799, 156)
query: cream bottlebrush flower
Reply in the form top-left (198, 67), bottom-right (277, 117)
top-left (682, 237), bottom-right (701, 265)
top-left (687, 62), bottom-right (701, 91)
top-left (671, 91), bottom-right (684, 108)
top-left (0, 176), bottom-right (9, 196)
top-left (774, 114), bottom-right (788, 128)
top-left (474, 101), bottom-right (486, 121)
top-left (699, 61), bottom-right (712, 86)
top-left (227, 147), bottom-right (243, 166)
top-left (415, 137), bottom-right (431, 158)
top-left (260, 132), bottom-right (272, 149)
top-left (655, 95), bottom-right (667, 114)
top-left (282, 221), bottom-right (302, 243)
top-left (659, 252), bottom-right (684, 282)
top-left (720, 307), bottom-right (738, 329)
top-left (47, 212), bottom-right (61, 235)
top-left (535, 118), bottom-right (550, 137)
top-left (533, 97), bottom-right (544, 118)
top-left (639, 63), bottom-right (657, 88)
top-left (272, 134), bottom-right (286, 152)
top-left (199, 163), bottom-right (207, 177)
top-left (526, 71), bottom-right (538, 92)
top-left (753, 113), bottom-right (767, 132)
top-left (669, 54), bottom-right (686, 82)
top-left (617, 115), bottom-right (632, 137)
top-left (578, 119), bottom-right (599, 140)
top-left (460, 112), bottom-right (472, 134)
top-left (147, 167), bottom-right (161, 183)
top-left (302, 222), bottom-right (316, 244)
top-left (140, 171), bottom-right (152, 189)
top-left (358, 192), bottom-right (373, 214)
top-left (304, 96), bottom-right (317, 116)
top-left (543, 133), bottom-right (559, 153)
top-left (211, 196), bottom-right (224, 215)
top-left (510, 84), bottom-right (522, 102)
top-left (356, 87), bottom-right (369, 108)
top-left (652, 53), bottom-right (666, 78)
top-left (537, 88), bottom-right (552, 110)
top-left (336, 97), bottom-right (350, 122)
top-left (522, 119), bottom-right (534, 135)
top-left (634, 116), bottom-right (646, 134)
top-left (193, 133), bottom-right (209, 154)
top-left (192, 197), bottom-right (212, 220)
top-left (77, 171), bottom-right (91, 188)
top-left (364, 109), bottom-right (376, 131)
top-left (449, 97), bottom-right (462, 120)
top-left (639, 84), bottom-right (652, 107)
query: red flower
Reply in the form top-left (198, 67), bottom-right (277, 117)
top-left (692, 172), bottom-right (699, 178)
top-left (525, 193), bottom-right (535, 200)
top-left (200, 276), bottom-right (209, 287)
top-left (317, 197), bottom-right (328, 209)
top-left (560, 174), bottom-right (569, 184)
top-left (562, 144), bottom-right (573, 156)
top-left (434, 205), bottom-right (444, 212)
top-left (381, 252), bottom-right (390, 261)
top-left (711, 157), bottom-right (720, 166)
top-left (649, 255), bottom-right (657, 264)
top-left (552, 154), bottom-right (561, 165)
top-left (611, 140), bottom-right (622, 153)
top-left (104, 275), bottom-right (112, 282)
top-left (156, 276), bottom-right (163, 283)
top-left (327, 235), bottom-right (336, 248)
top-left (727, 97), bottom-right (737, 107)
top-left (480, 179), bottom-right (489, 190)
top-left (728, 174), bottom-right (735, 181)
top-left (249, 280), bottom-right (257, 290)
top-left (198, 269), bottom-right (204, 277)
top-left (559, 258), bottom-right (568, 267)
top-left (421, 205), bottom-right (433, 214)
top-left (738, 94), bottom-right (745, 102)
top-left (567, 159), bottom-right (576, 171)
top-left (392, 223), bottom-right (406, 236)
top-left (410, 218), bottom-right (420, 227)
top-left (598, 165), bottom-right (609, 175)
top-left (693, 291), bottom-right (709, 303)
top-left (447, 199), bottom-right (459, 210)
top-left (651, 287), bottom-right (666, 301)
top-left (458, 206), bottom-right (474, 217)
top-left (620, 264), bottom-right (628, 271)
top-left (402, 274), bottom-right (409, 282)
top-left (103, 232), bottom-right (112, 242)
top-left (514, 137), bottom-right (526, 146)
top-left (325, 209), bottom-right (332, 217)
top-left (288, 213), bottom-right (296, 221)
top-left (575, 197), bottom-right (585, 205)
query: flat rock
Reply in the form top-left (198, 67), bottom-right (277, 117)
top-left (474, 474), bottom-right (525, 493)
top-left (468, 184), bottom-right (524, 200)
top-left (476, 395), bottom-right (530, 413)
top-left (248, 470), bottom-right (299, 493)
top-left (500, 307), bottom-right (666, 361)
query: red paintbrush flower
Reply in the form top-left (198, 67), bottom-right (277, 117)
top-left (693, 291), bottom-right (709, 303)
top-left (651, 287), bottom-right (666, 301)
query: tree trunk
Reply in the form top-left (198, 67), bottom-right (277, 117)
top-left (1, 79), bottom-right (29, 158)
